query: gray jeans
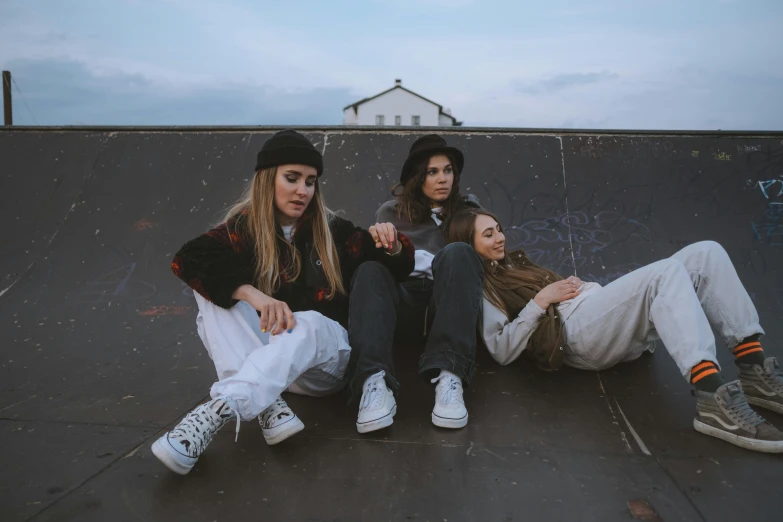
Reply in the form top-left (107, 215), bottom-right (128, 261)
top-left (563, 241), bottom-right (764, 380)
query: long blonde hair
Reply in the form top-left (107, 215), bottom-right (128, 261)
top-left (223, 166), bottom-right (345, 299)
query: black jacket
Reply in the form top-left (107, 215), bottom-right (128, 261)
top-left (171, 212), bottom-right (415, 327)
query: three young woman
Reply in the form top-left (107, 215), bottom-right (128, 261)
top-left (448, 207), bottom-right (783, 453)
top-left (153, 130), bottom-right (415, 475)
top-left (156, 129), bottom-right (783, 478)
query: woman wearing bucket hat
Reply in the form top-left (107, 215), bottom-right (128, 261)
top-left (349, 134), bottom-right (484, 430)
top-left (152, 130), bottom-right (415, 475)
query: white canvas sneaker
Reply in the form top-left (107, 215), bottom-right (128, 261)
top-left (431, 370), bottom-right (468, 429)
top-left (258, 396), bottom-right (305, 445)
top-left (357, 370), bottom-right (396, 433)
top-left (152, 397), bottom-right (236, 475)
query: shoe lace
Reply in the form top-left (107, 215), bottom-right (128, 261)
top-left (725, 390), bottom-right (765, 430)
top-left (224, 397), bottom-right (241, 441)
top-left (431, 373), bottom-right (463, 406)
top-left (360, 372), bottom-right (386, 411)
top-left (260, 397), bottom-right (289, 425)
top-left (171, 399), bottom-right (239, 455)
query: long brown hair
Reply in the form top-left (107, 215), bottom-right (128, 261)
top-left (223, 166), bottom-right (345, 299)
top-left (447, 208), bottom-right (563, 318)
top-left (393, 151), bottom-right (464, 224)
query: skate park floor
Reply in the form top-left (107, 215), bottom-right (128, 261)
top-left (2, 126), bottom-right (782, 521)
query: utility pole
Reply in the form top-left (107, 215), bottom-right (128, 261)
top-left (2, 71), bottom-right (11, 126)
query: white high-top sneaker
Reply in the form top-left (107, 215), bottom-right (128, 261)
top-left (356, 370), bottom-right (396, 433)
top-left (258, 396), bottom-right (305, 445)
top-left (152, 397), bottom-right (236, 475)
top-left (431, 370), bottom-right (468, 429)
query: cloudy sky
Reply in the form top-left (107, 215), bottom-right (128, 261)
top-left (1, 0), bottom-right (781, 129)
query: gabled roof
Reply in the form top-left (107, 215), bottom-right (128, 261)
top-left (344, 84), bottom-right (455, 122)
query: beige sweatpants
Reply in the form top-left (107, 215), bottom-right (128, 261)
top-left (562, 241), bottom-right (764, 380)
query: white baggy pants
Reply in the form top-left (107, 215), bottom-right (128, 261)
top-left (195, 294), bottom-right (352, 421)
top-left (563, 241), bottom-right (764, 380)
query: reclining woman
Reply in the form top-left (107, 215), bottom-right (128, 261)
top-left (447, 207), bottom-right (783, 453)
top-left (152, 130), bottom-right (414, 475)
top-left (350, 134), bottom-right (484, 430)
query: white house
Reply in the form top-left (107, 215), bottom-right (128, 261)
top-left (343, 80), bottom-right (461, 127)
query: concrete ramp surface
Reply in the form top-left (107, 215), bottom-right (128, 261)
top-left (1, 127), bottom-right (782, 521)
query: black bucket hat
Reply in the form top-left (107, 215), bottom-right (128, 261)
top-left (400, 134), bottom-right (464, 185)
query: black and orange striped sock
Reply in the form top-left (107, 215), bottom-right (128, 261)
top-left (690, 361), bottom-right (723, 392)
top-left (733, 334), bottom-right (766, 366)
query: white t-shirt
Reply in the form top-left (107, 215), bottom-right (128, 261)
top-left (281, 225), bottom-right (295, 243)
top-left (410, 207), bottom-right (444, 280)
top-left (430, 207), bottom-right (443, 226)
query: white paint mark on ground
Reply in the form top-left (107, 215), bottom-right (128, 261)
top-left (122, 443), bottom-right (143, 459)
top-left (0, 262), bottom-right (34, 300)
top-left (480, 447), bottom-right (507, 461)
top-left (597, 373), bottom-right (614, 415)
top-left (615, 399), bottom-right (652, 456)
top-left (597, 374), bottom-right (633, 453)
top-left (0, 394), bottom-right (38, 412)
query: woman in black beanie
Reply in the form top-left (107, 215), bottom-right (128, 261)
top-left (152, 130), bottom-right (414, 475)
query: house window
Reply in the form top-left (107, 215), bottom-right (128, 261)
top-left (412, 115), bottom-right (420, 126)
top-left (395, 115), bottom-right (401, 126)
top-left (375, 115), bottom-right (385, 126)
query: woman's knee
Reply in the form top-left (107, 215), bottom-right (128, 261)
top-left (349, 261), bottom-right (399, 308)
top-left (293, 310), bottom-right (323, 323)
top-left (291, 311), bottom-right (348, 343)
top-left (699, 241), bottom-right (731, 264)
top-left (678, 240), bottom-right (728, 261)
top-left (351, 260), bottom-right (393, 287)
top-left (434, 242), bottom-right (482, 271)
top-left (439, 241), bottom-right (474, 258)
top-left (656, 257), bottom-right (689, 278)
top-left (672, 240), bottom-right (731, 274)
top-left (693, 240), bottom-right (726, 256)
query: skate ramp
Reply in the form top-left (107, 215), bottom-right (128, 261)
top-left (1, 126), bottom-right (782, 521)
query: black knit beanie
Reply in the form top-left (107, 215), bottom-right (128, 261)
top-left (254, 130), bottom-right (324, 177)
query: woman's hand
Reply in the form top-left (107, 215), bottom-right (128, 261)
top-left (233, 284), bottom-right (296, 335)
top-left (533, 278), bottom-right (583, 309)
top-left (369, 222), bottom-right (401, 254)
